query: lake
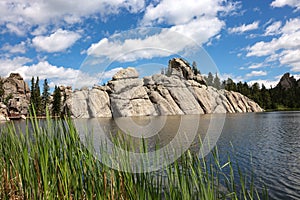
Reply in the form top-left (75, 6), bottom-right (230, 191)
top-left (11, 111), bottom-right (300, 199)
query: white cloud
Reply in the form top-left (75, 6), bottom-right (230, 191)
top-left (246, 70), bottom-right (267, 78)
top-left (218, 73), bottom-right (244, 83)
top-left (248, 79), bottom-right (279, 89)
top-left (264, 21), bottom-right (282, 36)
top-left (87, 0), bottom-right (233, 62)
top-left (0, 56), bottom-right (32, 77)
top-left (0, 56), bottom-right (125, 89)
top-left (32, 29), bottom-right (81, 52)
top-left (5, 23), bottom-right (27, 36)
top-left (249, 63), bottom-right (264, 69)
top-left (271, 0), bottom-right (300, 10)
top-left (281, 18), bottom-right (300, 34)
top-left (228, 21), bottom-right (259, 34)
top-left (279, 49), bottom-right (300, 72)
top-left (0, 0), bottom-right (146, 30)
top-left (100, 68), bottom-right (123, 79)
top-left (1, 41), bottom-right (27, 54)
top-left (87, 20), bottom-right (223, 62)
top-left (247, 18), bottom-right (300, 72)
top-left (142, 0), bottom-right (222, 26)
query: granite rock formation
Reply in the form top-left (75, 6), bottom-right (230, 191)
top-left (66, 58), bottom-right (263, 118)
top-left (0, 73), bottom-right (30, 120)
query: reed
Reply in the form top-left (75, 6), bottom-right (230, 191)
top-left (0, 114), bottom-right (268, 199)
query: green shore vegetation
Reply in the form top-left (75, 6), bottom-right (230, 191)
top-left (0, 112), bottom-right (269, 199)
top-left (202, 72), bottom-right (300, 111)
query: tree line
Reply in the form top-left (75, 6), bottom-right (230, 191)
top-left (204, 73), bottom-right (300, 110)
top-left (30, 77), bottom-right (62, 116)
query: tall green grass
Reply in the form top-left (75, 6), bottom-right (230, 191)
top-left (0, 114), bottom-right (268, 199)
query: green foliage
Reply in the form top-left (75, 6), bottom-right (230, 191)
top-left (222, 75), bottom-right (300, 110)
top-left (30, 76), bottom-right (42, 115)
top-left (224, 78), bottom-right (237, 91)
top-left (41, 79), bottom-right (50, 115)
top-left (192, 61), bottom-right (201, 75)
top-left (0, 78), bottom-right (4, 102)
top-left (52, 86), bottom-right (61, 116)
top-left (213, 73), bottom-right (221, 89)
top-left (205, 72), bottom-right (214, 86)
top-left (0, 115), bottom-right (268, 199)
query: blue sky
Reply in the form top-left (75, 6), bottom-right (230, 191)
top-left (0, 0), bottom-right (300, 89)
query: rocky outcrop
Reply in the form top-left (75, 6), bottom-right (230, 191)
top-left (65, 86), bottom-right (112, 118)
top-left (277, 73), bottom-right (299, 90)
top-left (1, 73), bottom-right (30, 119)
top-left (66, 58), bottom-right (263, 118)
top-left (0, 103), bottom-right (9, 121)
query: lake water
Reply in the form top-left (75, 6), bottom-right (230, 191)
top-left (10, 111), bottom-right (300, 199)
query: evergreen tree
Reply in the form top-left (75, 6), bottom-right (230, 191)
top-left (30, 77), bottom-right (35, 107)
top-left (225, 78), bottom-right (237, 91)
top-left (52, 86), bottom-right (61, 116)
top-left (0, 77), bottom-right (4, 102)
top-left (205, 72), bottom-right (214, 86)
top-left (41, 79), bottom-right (50, 115)
top-left (213, 73), bottom-right (221, 89)
top-left (192, 61), bottom-right (200, 75)
top-left (261, 84), bottom-right (272, 109)
top-left (30, 77), bottom-right (37, 113)
top-left (35, 77), bottom-right (42, 115)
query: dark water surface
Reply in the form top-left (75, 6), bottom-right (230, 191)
top-left (9, 111), bottom-right (300, 199)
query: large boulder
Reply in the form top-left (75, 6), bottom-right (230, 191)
top-left (112, 67), bottom-right (139, 80)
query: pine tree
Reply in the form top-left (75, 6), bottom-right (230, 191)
top-left (261, 84), bottom-right (271, 109)
top-left (213, 73), bottom-right (221, 89)
top-left (225, 78), bottom-right (237, 91)
top-left (0, 77), bottom-right (4, 102)
top-left (35, 77), bottom-right (42, 115)
top-left (52, 86), bottom-right (61, 116)
top-left (205, 72), bottom-right (214, 86)
top-left (30, 77), bottom-right (36, 113)
top-left (41, 79), bottom-right (50, 115)
top-left (192, 61), bottom-right (200, 75)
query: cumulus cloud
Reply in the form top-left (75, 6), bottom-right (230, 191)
top-left (264, 21), bottom-right (282, 36)
top-left (141, 0), bottom-right (222, 26)
top-left (0, 0), bottom-right (146, 30)
top-left (246, 70), bottom-right (267, 78)
top-left (0, 56), bottom-right (32, 76)
top-left (5, 23), bottom-right (27, 36)
top-left (87, 20), bottom-right (223, 62)
top-left (32, 29), bottom-right (81, 52)
top-left (1, 41), bottom-right (27, 54)
top-left (247, 18), bottom-right (300, 72)
top-left (248, 79), bottom-right (279, 89)
top-left (87, 0), bottom-right (234, 62)
top-left (248, 63), bottom-right (264, 69)
top-left (271, 0), bottom-right (300, 10)
top-left (0, 56), bottom-right (124, 88)
top-left (228, 21), bottom-right (259, 34)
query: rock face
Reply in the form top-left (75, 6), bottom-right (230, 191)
top-left (0, 103), bottom-right (9, 121)
top-left (65, 86), bottom-right (112, 118)
top-left (1, 73), bottom-right (30, 119)
top-left (66, 58), bottom-right (263, 118)
top-left (277, 73), bottom-right (299, 90)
